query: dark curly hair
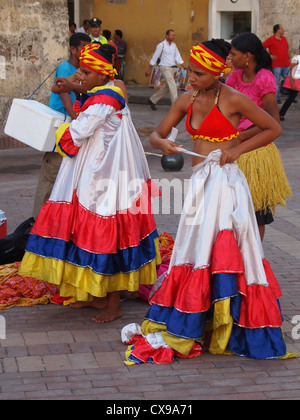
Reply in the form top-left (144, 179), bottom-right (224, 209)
top-left (202, 38), bottom-right (231, 60)
top-left (94, 44), bottom-right (116, 64)
top-left (231, 32), bottom-right (272, 73)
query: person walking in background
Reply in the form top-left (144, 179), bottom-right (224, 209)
top-left (226, 32), bottom-right (292, 241)
top-left (145, 29), bottom-right (186, 110)
top-left (279, 45), bottom-right (300, 121)
top-left (89, 17), bottom-right (107, 45)
top-left (76, 19), bottom-right (90, 34)
top-left (263, 24), bottom-right (290, 103)
top-left (32, 32), bottom-right (91, 220)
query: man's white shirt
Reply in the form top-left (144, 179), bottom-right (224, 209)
top-left (150, 40), bottom-right (184, 67)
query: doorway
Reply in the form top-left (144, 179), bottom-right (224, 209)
top-left (68, 0), bottom-right (74, 24)
top-left (209, 0), bottom-right (259, 41)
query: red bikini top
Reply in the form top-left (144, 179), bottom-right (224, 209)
top-left (186, 86), bottom-right (239, 142)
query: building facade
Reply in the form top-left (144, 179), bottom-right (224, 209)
top-left (90, 0), bottom-right (299, 85)
top-left (1, 0), bottom-right (299, 123)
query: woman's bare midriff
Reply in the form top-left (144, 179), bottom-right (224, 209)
top-left (192, 138), bottom-right (239, 166)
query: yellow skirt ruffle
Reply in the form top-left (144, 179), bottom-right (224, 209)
top-left (140, 299), bottom-right (234, 357)
top-left (19, 238), bottom-right (161, 302)
top-left (237, 143), bottom-right (292, 214)
top-left (134, 298), bottom-right (297, 361)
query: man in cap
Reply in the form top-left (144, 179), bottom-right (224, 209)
top-left (89, 17), bottom-right (107, 45)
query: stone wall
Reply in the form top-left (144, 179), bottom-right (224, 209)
top-left (0, 0), bottom-right (70, 124)
top-left (259, 0), bottom-right (300, 55)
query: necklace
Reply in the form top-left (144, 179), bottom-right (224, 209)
top-left (191, 81), bottom-right (220, 103)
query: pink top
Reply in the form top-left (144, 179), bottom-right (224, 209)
top-left (226, 68), bottom-right (276, 132)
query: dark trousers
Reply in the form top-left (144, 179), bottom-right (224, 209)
top-left (279, 89), bottom-right (298, 117)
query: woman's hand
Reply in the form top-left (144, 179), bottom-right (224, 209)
top-left (52, 77), bottom-right (76, 94)
top-left (159, 139), bottom-right (183, 156)
top-left (220, 147), bottom-right (242, 167)
top-left (72, 69), bottom-right (82, 83)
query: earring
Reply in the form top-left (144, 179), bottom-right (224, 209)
top-left (246, 61), bottom-right (249, 68)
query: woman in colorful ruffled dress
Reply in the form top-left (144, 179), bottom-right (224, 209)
top-left (122, 39), bottom-right (296, 363)
top-left (226, 33), bottom-right (292, 240)
top-left (19, 44), bottom-right (161, 323)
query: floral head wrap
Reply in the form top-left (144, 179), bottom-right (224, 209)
top-left (79, 43), bottom-right (118, 80)
top-left (189, 43), bottom-right (230, 76)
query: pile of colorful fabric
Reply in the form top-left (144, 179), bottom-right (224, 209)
top-left (0, 262), bottom-right (59, 309)
top-left (0, 233), bottom-right (175, 310)
top-left (138, 232), bottom-right (174, 301)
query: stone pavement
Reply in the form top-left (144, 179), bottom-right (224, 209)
top-left (0, 86), bottom-right (300, 401)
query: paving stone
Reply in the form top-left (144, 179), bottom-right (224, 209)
top-left (23, 332), bottom-right (49, 346)
top-left (42, 355), bottom-right (72, 371)
top-left (71, 330), bottom-right (99, 343)
top-left (2, 357), bottom-right (19, 373)
top-left (68, 353), bottom-right (99, 369)
top-left (16, 356), bottom-right (44, 372)
top-left (1, 333), bottom-right (26, 347)
top-left (94, 351), bottom-right (124, 368)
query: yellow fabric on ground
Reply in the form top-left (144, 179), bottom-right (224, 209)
top-left (141, 319), bottom-right (195, 356)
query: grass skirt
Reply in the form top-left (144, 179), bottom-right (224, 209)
top-left (237, 143), bottom-right (292, 214)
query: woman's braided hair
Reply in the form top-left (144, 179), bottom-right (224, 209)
top-left (202, 38), bottom-right (231, 60)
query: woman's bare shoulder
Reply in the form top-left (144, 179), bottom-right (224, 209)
top-left (221, 83), bottom-right (252, 106)
top-left (173, 89), bottom-right (194, 111)
top-left (180, 89), bottom-right (195, 102)
top-left (113, 80), bottom-right (128, 103)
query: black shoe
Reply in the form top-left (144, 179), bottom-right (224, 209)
top-left (280, 115), bottom-right (285, 121)
top-left (148, 99), bottom-right (157, 110)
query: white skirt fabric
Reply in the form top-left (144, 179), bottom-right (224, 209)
top-left (167, 149), bottom-right (267, 287)
top-left (122, 149), bottom-right (294, 363)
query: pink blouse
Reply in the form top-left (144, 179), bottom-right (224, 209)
top-left (226, 68), bottom-right (276, 132)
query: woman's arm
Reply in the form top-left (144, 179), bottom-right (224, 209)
top-left (114, 79), bottom-right (128, 104)
top-left (262, 92), bottom-right (280, 122)
top-left (56, 100), bottom-right (117, 158)
top-left (149, 94), bottom-right (190, 155)
top-left (238, 91), bottom-right (279, 142)
top-left (220, 91), bottom-right (282, 166)
top-left (52, 76), bottom-right (86, 95)
top-left (59, 92), bottom-right (78, 120)
top-left (52, 77), bottom-right (129, 105)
